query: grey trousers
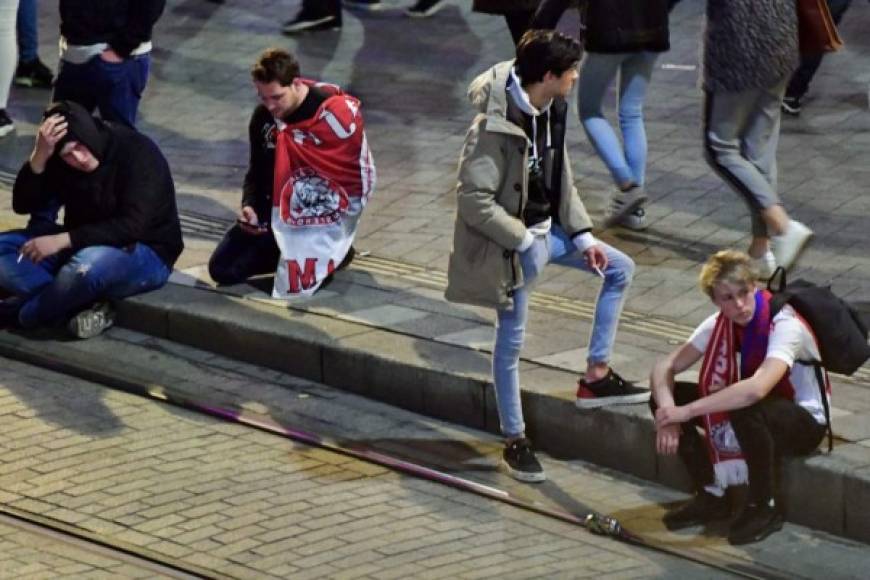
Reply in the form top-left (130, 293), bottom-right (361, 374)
top-left (703, 77), bottom-right (789, 238)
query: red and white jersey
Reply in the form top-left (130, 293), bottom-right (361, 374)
top-left (271, 80), bottom-right (376, 297)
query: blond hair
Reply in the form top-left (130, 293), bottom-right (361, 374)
top-left (699, 250), bottom-right (757, 298)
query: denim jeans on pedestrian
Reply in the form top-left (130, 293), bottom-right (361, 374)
top-left (492, 225), bottom-right (635, 437)
top-left (703, 76), bottom-right (788, 238)
top-left (578, 51), bottom-right (659, 188)
top-left (16, 0), bottom-right (37, 62)
top-left (208, 223), bottom-right (280, 285)
top-left (0, 229), bottom-right (170, 328)
top-left (53, 53), bottom-right (151, 127)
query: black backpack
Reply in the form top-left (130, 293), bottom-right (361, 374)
top-left (769, 268), bottom-right (870, 451)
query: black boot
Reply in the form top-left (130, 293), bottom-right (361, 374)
top-left (663, 491), bottom-right (730, 531)
top-left (728, 499), bottom-right (784, 545)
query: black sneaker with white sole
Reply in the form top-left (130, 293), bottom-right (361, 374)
top-left (781, 96), bottom-right (801, 116)
top-left (576, 369), bottom-right (650, 409)
top-left (502, 438), bottom-right (546, 483)
top-left (0, 109), bottom-right (14, 138)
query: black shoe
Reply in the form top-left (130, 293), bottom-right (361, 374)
top-left (781, 96), bottom-right (802, 116)
top-left (0, 109), bottom-right (13, 138)
top-left (282, 11), bottom-right (341, 34)
top-left (0, 298), bottom-right (23, 330)
top-left (14, 58), bottom-right (54, 89)
top-left (576, 369), bottom-right (650, 409)
top-left (502, 438), bottom-right (546, 483)
top-left (406, 0), bottom-right (447, 18)
top-left (663, 492), bottom-right (731, 531)
top-left (337, 246), bottom-right (356, 271)
top-left (728, 500), bottom-right (784, 545)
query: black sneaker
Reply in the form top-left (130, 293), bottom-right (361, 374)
top-left (502, 438), bottom-right (546, 483)
top-left (344, 0), bottom-right (382, 10)
top-left (663, 492), bottom-right (731, 531)
top-left (728, 499), bottom-right (784, 545)
top-left (603, 185), bottom-right (648, 229)
top-left (282, 11), bottom-right (341, 34)
top-left (14, 58), bottom-right (54, 89)
top-left (0, 298), bottom-right (23, 329)
top-left (781, 96), bottom-right (801, 116)
top-left (576, 369), bottom-right (650, 409)
top-left (406, 0), bottom-right (448, 18)
top-left (0, 109), bottom-right (13, 138)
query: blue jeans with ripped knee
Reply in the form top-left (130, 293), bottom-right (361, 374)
top-left (0, 229), bottom-right (170, 328)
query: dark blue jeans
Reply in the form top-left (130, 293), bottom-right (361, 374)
top-left (208, 224), bottom-right (280, 285)
top-left (53, 53), bottom-right (151, 127)
top-left (786, 0), bottom-right (853, 99)
top-left (0, 230), bottom-right (170, 328)
top-left (16, 0), bottom-right (37, 62)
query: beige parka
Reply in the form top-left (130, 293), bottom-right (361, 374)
top-left (444, 61), bottom-right (593, 309)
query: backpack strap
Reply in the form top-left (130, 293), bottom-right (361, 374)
top-left (808, 362), bottom-right (833, 453)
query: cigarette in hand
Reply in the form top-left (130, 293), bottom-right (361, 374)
top-left (593, 265), bottom-right (604, 278)
top-left (17, 253), bottom-right (23, 264)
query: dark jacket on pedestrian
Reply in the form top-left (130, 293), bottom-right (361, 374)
top-left (241, 105), bottom-right (278, 224)
top-left (534, 0), bottom-right (671, 53)
top-left (13, 103), bottom-right (183, 267)
top-left (473, 0), bottom-right (541, 15)
top-left (704, 0), bottom-right (798, 92)
top-left (59, 0), bottom-right (166, 57)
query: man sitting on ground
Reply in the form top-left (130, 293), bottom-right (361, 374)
top-left (0, 101), bottom-right (183, 338)
top-left (650, 250), bottom-right (829, 545)
top-left (208, 48), bottom-right (374, 297)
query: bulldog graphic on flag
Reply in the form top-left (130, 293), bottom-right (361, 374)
top-left (271, 81), bottom-right (375, 297)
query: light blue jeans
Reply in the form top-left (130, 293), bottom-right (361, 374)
top-left (493, 225), bottom-right (635, 438)
top-left (578, 51), bottom-right (658, 188)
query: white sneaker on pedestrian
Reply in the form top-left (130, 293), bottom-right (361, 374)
top-left (603, 185), bottom-right (648, 229)
top-left (770, 220), bottom-right (812, 271)
top-left (618, 206), bottom-right (647, 231)
top-left (67, 302), bottom-right (115, 339)
top-left (751, 250), bottom-right (777, 281)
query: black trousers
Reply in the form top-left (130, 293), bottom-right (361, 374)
top-left (208, 224), bottom-right (280, 286)
top-left (503, 10), bottom-right (536, 45)
top-left (651, 382), bottom-right (826, 502)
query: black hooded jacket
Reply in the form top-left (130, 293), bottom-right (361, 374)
top-left (60, 0), bottom-right (165, 58)
top-left (13, 102), bottom-right (184, 267)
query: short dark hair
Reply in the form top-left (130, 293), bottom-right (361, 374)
top-left (515, 30), bottom-right (582, 85)
top-left (251, 48), bottom-right (300, 86)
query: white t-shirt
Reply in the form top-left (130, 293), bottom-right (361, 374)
top-left (689, 305), bottom-right (829, 424)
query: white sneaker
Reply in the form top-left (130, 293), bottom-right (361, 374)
top-left (618, 206), bottom-right (647, 231)
top-left (67, 302), bottom-right (115, 339)
top-left (752, 250), bottom-right (777, 281)
top-left (770, 220), bottom-right (812, 271)
top-left (603, 186), bottom-right (648, 229)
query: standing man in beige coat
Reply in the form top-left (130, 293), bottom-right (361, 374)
top-left (445, 30), bottom-right (646, 483)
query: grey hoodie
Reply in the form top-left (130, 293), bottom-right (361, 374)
top-left (704, 0), bottom-right (799, 92)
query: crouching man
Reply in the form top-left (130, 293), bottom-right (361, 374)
top-left (650, 250), bottom-right (828, 545)
top-left (208, 48), bottom-right (374, 297)
top-left (0, 101), bottom-right (183, 337)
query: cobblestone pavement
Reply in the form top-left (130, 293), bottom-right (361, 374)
top-left (0, 348), bottom-right (719, 579)
top-left (2, 328), bottom-right (869, 578)
top-left (1, 0), bottom-right (868, 325)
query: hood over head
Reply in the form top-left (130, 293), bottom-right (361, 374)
top-left (44, 101), bottom-right (109, 162)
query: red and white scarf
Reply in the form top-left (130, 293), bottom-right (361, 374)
top-left (698, 289), bottom-right (795, 490)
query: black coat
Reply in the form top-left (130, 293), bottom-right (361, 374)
top-left (534, 0), bottom-right (671, 53)
top-left (59, 0), bottom-right (165, 57)
top-left (13, 121), bottom-right (184, 267)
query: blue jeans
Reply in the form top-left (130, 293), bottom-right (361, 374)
top-left (578, 52), bottom-right (658, 188)
top-left (0, 230), bottom-right (170, 328)
top-left (16, 0), bottom-right (37, 62)
top-left (53, 53), bottom-right (150, 127)
top-left (492, 225), bottom-right (635, 438)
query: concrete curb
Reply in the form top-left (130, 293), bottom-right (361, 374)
top-left (113, 284), bottom-right (870, 544)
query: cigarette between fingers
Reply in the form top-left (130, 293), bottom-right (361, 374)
top-left (593, 265), bottom-right (604, 278)
top-left (17, 253), bottom-right (23, 264)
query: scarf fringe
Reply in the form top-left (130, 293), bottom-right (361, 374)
top-left (713, 459), bottom-right (749, 489)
